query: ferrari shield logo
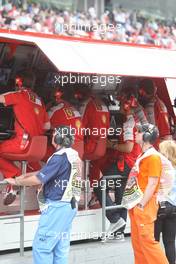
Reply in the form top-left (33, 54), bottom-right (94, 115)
top-left (64, 108), bottom-right (75, 119)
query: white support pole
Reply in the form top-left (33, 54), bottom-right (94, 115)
top-left (101, 0), bottom-right (105, 14)
top-left (84, 0), bottom-right (87, 13)
top-left (95, 0), bottom-right (98, 18)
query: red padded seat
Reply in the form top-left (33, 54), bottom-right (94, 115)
top-left (2, 136), bottom-right (47, 162)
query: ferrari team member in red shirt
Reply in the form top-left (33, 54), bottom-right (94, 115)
top-left (80, 94), bottom-right (110, 207)
top-left (0, 72), bottom-right (50, 205)
top-left (94, 93), bottom-right (141, 239)
top-left (80, 95), bottom-right (110, 160)
top-left (47, 88), bottom-right (84, 159)
top-left (137, 79), bottom-right (172, 145)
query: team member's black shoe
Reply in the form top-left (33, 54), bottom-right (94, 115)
top-left (3, 184), bottom-right (17, 206)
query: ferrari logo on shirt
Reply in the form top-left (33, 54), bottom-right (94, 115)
top-left (64, 108), bottom-right (75, 119)
top-left (75, 120), bottom-right (81, 129)
top-left (102, 114), bottom-right (106, 124)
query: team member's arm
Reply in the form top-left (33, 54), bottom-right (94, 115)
top-left (6, 155), bottom-right (63, 186)
top-left (156, 99), bottom-right (171, 139)
top-left (138, 177), bottom-right (159, 208)
top-left (108, 115), bottom-right (135, 153)
top-left (0, 94), bottom-right (6, 104)
top-left (6, 172), bottom-right (41, 186)
top-left (134, 104), bottom-right (148, 125)
top-left (107, 140), bottom-right (133, 153)
top-left (112, 141), bottom-right (134, 153)
top-left (137, 155), bottom-right (161, 208)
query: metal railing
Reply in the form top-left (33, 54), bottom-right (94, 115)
top-left (0, 161), bottom-right (26, 256)
top-left (83, 160), bottom-right (91, 210)
top-left (102, 175), bottom-right (127, 241)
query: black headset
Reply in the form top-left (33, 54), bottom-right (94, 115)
top-left (141, 124), bottom-right (159, 144)
top-left (54, 125), bottom-right (74, 148)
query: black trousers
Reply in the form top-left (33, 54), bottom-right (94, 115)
top-left (94, 161), bottom-right (130, 232)
top-left (154, 202), bottom-right (176, 264)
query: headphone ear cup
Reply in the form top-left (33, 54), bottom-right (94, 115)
top-left (62, 136), bottom-right (71, 147)
top-left (54, 132), bottom-right (63, 145)
top-left (143, 131), bottom-right (151, 142)
top-left (54, 126), bottom-right (74, 147)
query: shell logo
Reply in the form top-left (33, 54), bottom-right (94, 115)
top-left (34, 107), bottom-right (39, 115)
top-left (102, 114), bottom-right (106, 124)
top-left (75, 120), bottom-right (81, 128)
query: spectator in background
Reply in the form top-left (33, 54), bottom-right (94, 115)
top-left (154, 140), bottom-right (176, 264)
top-left (0, 1), bottom-right (176, 49)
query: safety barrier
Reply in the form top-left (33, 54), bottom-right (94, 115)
top-left (83, 160), bottom-right (90, 210)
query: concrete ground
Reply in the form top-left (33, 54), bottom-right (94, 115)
top-left (0, 236), bottom-right (134, 264)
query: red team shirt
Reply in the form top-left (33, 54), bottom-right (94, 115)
top-left (4, 89), bottom-right (49, 137)
top-left (88, 110), bottom-right (140, 185)
top-left (113, 114), bottom-right (141, 168)
top-left (48, 100), bottom-right (84, 158)
top-left (48, 100), bottom-right (83, 141)
top-left (145, 97), bottom-right (171, 148)
top-left (81, 97), bottom-right (110, 157)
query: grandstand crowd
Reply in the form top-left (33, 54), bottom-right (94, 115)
top-left (1, 1), bottom-right (176, 49)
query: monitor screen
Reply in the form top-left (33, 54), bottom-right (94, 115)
top-left (0, 68), bottom-right (11, 86)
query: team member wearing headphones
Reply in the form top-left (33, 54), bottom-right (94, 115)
top-left (129, 123), bottom-right (169, 264)
top-left (0, 72), bottom-right (50, 205)
top-left (6, 125), bottom-right (82, 264)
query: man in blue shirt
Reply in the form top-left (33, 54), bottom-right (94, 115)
top-left (7, 125), bottom-right (82, 264)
